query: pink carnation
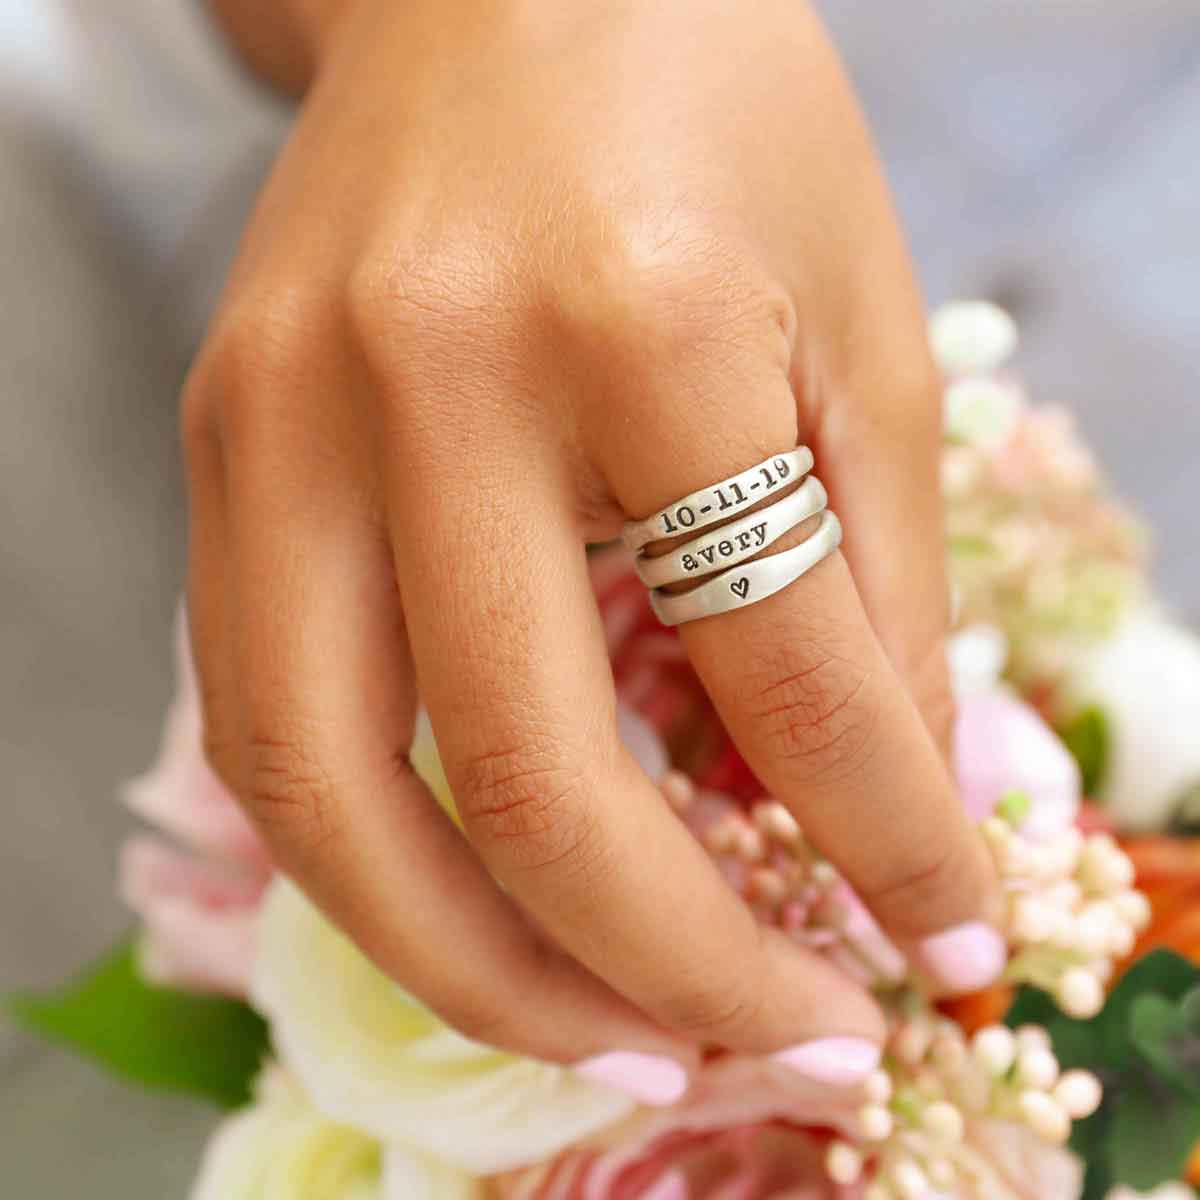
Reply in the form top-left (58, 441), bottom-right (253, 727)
top-left (118, 611), bottom-right (271, 996)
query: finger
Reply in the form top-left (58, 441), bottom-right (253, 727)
top-left (180, 371), bottom-right (242, 792)
top-left (387, 433), bottom-right (886, 1058)
top-left (801, 201), bottom-right (955, 755)
top-left (220, 430), bottom-right (694, 1078)
top-left (601, 343), bottom-right (1002, 996)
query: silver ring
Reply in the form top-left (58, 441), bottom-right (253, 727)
top-left (649, 510), bottom-right (842, 627)
top-left (634, 475), bottom-right (828, 589)
top-left (621, 447), bottom-right (814, 551)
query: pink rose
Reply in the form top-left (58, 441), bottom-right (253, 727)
top-left (494, 1056), bottom-right (864, 1200)
top-left (955, 689), bottom-right (1081, 839)
top-left (118, 610), bottom-right (271, 996)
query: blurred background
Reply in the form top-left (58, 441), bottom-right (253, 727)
top-left (1, 1), bottom-right (1196, 1194)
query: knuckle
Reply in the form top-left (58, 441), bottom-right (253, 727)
top-left (179, 366), bottom-right (217, 463)
top-left (196, 287), bottom-right (329, 433)
top-left (864, 837), bottom-right (980, 937)
top-left (243, 730), bottom-right (342, 867)
top-left (657, 970), bottom-right (765, 1043)
top-left (549, 221), bottom-right (789, 372)
top-left (345, 245), bottom-right (504, 364)
top-left (745, 643), bottom-right (880, 784)
top-left (456, 740), bottom-right (597, 875)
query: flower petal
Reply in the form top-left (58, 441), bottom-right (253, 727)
top-left (252, 880), bottom-right (635, 1174)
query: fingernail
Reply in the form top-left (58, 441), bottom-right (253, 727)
top-left (771, 1036), bottom-right (881, 1086)
top-left (917, 921), bottom-right (1007, 992)
top-left (574, 1051), bottom-right (690, 1106)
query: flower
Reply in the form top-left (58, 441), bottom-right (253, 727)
top-left (929, 301), bottom-right (1020, 378)
top-left (491, 1050), bottom-right (1085, 1200)
top-left (492, 1055), bottom-right (866, 1199)
top-left (192, 1065), bottom-right (479, 1200)
top-left (119, 611), bottom-right (271, 995)
top-left (252, 879), bottom-right (637, 1175)
top-left (1063, 611), bottom-right (1200, 831)
top-left (955, 689), bottom-right (1081, 838)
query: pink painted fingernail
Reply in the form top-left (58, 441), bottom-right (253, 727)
top-left (574, 1052), bottom-right (690, 1106)
top-left (917, 921), bottom-right (1007, 993)
top-left (771, 1037), bottom-right (881, 1086)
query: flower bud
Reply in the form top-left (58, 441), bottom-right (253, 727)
top-left (972, 1026), bottom-right (1017, 1076)
top-left (1014, 1025), bottom-right (1051, 1052)
top-left (1018, 1090), bottom-right (1070, 1143)
top-left (891, 1158), bottom-right (932, 1200)
top-left (863, 1069), bottom-right (893, 1105)
top-left (859, 1103), bottom-right (894, 1141)
top-left (1054, 1070), bottom-right (1103, 1119)
top-left (825, 1141), bottom-right (864, 1186)
top-left (1057, 966), bottom-right (1105, 1018)
top-left (1016, 1046), bottom-right (1059, 1090)
top-left (1113, 889), bottom-right (1152, 930)
top-left (922, 1099), bottom-right (965, 1142)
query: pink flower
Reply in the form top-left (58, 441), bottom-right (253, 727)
top-left (493, 1056), bottom-right (864, 1199)
top-left (955, 689), bottom-right (1081, 839)
top-left (118, 610), bottom-right (271, 996)
top-left (492, 1055), bottom-right (1083, 1200)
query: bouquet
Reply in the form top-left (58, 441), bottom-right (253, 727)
top-left (10, 302), bottom-right (1200, 1200)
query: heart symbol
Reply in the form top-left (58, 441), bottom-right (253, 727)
top-left (730, 577), bottom-right (750, 599)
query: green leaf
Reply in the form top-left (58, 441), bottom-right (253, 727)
top-left (1101, 951), bottom-right (1200, 1072)
top-left (1072, 1106), bottom-right (1115, 1200)
top-left (1108, 1077), bottom-right (1200, 1190)
top-left (1131, 993), bottom-right (1200, 1099)
top-left (1009, 952), bottom-right (1200, 1191)
top-left (1058, 705), bottom-right (1110, 796)
top-left (6, 938), bottom-right (268, 1108)
top-left (1006, 984), bottom-right (1097, 1069)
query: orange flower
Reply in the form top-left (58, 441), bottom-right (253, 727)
top-left (1119, 836), bottom-right (1200, 973)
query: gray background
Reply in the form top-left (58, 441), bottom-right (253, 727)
top-left (1, 2), bottom-right (1197, 1196)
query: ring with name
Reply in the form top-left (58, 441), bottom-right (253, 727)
top-left (649, 509), bottom-right (842, 627)
top-left (634, 475), bottom-right (828, 589)
top-left (621, 447), bottom-right (814, 551)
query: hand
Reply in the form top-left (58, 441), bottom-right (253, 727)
top-left (186, 0), bottom-right (1000, 1083)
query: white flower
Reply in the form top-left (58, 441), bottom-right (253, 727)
top-left (944, 375), bottom-right (1026, 449)
top-left (948, 624), bottom-right (1009, 700)
top-left (252, 880), bottom-right (636, 1175)
top-left (929, 300), bottom-right (1019, 377)
top-left (1065, 610), bottom-right (1200, 830)
top-left (192, 1066), bottom-right (478, 1200)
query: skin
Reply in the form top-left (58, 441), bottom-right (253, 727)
top-left (193, 0), bottom-right (1000, 1067)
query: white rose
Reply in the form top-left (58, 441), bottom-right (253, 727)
top-left (944, 375), bottom-right (1025, 448)
top-left (192, 1066), bottom-right (477, 1200)
top-left (252, 880), bottom-right (636, 1175)
top-left (929, 300), bottom-right (1019, 377)
top-left (1066, 610), bottom-right (1200, 831)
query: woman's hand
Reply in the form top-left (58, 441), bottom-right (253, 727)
top-left (188, 0), bottom-right (1000, 1081)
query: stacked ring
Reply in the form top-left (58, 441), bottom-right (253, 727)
top-left (621, 448), bottom-right (841, 628)
top-left (634, 475), bottom-right (828, 589)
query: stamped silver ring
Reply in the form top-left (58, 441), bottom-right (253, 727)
top-left (621, 447), bottom-right (814, 552)
top-left (635, 475), bottom-right (828, 589)
top-left (649, 510), bottom-right (842, 627)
